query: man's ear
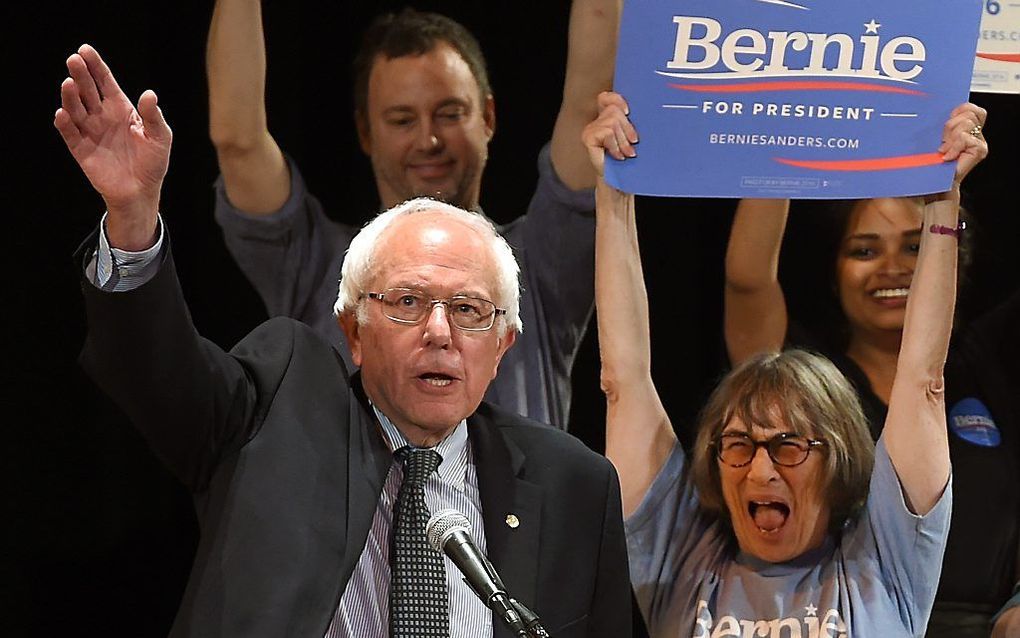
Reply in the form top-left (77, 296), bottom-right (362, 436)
top-left (338, 312), bottom-right (364, 367)
top-left (355, 110), bottom-right (373, 157)
top-left (490, 328), bottom-right (515, 380)
top-left (482, 94), bottom-right (496, 141)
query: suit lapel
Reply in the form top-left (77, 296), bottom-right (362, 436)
top-left (469, 408), bottom-right (543, 630)
top-left (287, 359), bottom-right (391, 635)
top-left (339, 372), bottom-right (392, 587)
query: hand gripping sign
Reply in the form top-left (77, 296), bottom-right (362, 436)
top-left (606, 0), bottom-right (984, 199)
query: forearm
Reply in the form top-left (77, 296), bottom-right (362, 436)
top-left (207, 0), bottom-right (271, 150)
top-left (884, 195), bottom-right (959, 513)
top-left (898, 196), bottom-right (959, 370)
top-left (723, 198), bottom-right (790, 364)
top-left (550, 0), bottom-right (621, 190)
top-left (207, 0), bottom-right (288, 213)
top-left (725, 199), bottom-right (788, 291)
top-left (595, 181), bottom-right (649, 386)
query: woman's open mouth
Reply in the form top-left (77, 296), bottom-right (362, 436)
top-left (749, 501), bottom-right (790, 534)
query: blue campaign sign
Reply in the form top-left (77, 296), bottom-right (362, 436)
top-left (606, 0), bottom-right (984, 199)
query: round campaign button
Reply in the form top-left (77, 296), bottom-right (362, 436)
top-left (948, 398), bottom-right (1001, 447)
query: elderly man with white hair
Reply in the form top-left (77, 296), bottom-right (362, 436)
top-left (57, 44), bottom-right (630, 638)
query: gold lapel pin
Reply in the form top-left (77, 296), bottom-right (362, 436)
top-left (505, 514), bottom-right (520, 529)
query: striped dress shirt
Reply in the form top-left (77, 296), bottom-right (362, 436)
top-left (324, 408), bottom-right (493, 638)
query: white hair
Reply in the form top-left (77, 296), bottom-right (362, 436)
top-left (333, 197), bottom-right (523, 334)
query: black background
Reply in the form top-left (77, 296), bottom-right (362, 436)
top-left (8, 2), bottom-right (1018, 635)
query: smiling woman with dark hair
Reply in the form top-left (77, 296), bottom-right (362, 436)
top-left (582, 91), bottom-right (987, 637)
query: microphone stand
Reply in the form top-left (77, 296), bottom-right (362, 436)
top-left (462, 573), bottom-right (550, 636)
top-left (510, 598), bottom-right (550, 637)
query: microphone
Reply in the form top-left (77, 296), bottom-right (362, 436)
top-left (427, 509), bottom-right (546, 637)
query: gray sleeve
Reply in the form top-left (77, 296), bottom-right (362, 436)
top-left (846, 438), bottom-right (952, 632)
top-left (624, 443), bottom-right (720, 634)
top-left (213, 156), bottom-right (357, 344)
top-left (500, 142), bottom-right (596, 373)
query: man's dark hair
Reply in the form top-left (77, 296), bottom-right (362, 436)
top-left (352, 8), bottom-right (492, 115)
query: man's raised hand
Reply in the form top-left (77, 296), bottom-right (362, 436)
top-left (54, 44), bottom-right (171, 251)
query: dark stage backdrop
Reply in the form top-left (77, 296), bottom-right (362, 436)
top-left (9, 1), bottom-right (1018, 635)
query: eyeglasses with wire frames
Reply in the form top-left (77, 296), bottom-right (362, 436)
top-left (362, 287), bottom-right (506, 331)
top-left (713, 431), bottom-right (827, 468)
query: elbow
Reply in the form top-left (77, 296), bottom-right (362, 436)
top-left (724, 264), bottom-right (774, 295)
top-left (894, 363), bottom-right (948, 408)
top-left (209, 121), bottom-right (268, 157)
top-left (600, 358), bottom-right (648, 407)
top-left (902, 348), bottom-right (948, 393)
top-left (600, 357), bottom-right (640, 408)
top-left (724, 278), bottom-right (758, 296)
top-left (210, 131), bottom-right (254, 157)
top-left (600, 366), bottom-right (622, 406)
top-left (925, 371), bottom-right (947, 403)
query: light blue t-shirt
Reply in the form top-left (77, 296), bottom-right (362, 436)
top-left (626, 439), bottom-right (951, 638)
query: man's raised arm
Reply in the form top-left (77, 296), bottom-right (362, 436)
top-left (207, 0), bottom-right (290, 214)
top-left (549, 0), bottom-right (621, 190)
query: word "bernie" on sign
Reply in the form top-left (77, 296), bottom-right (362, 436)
top-left (665, 17), bottom-right (926, 82)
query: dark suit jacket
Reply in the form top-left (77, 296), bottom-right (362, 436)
top-left (78, 239), bottom-right (631, 638)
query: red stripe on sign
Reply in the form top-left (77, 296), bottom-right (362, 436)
top-left (774, 153), bottom-right (945, 171)
top-left (669, 81), bottom-right (926, 95)
top-left (976, 52), bottom-right (1020, 62)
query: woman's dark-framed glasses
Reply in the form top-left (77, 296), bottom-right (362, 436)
top-left (364, 288), bottom-right (506, 331)
top-left (714, 431), bottom-right (827, 468)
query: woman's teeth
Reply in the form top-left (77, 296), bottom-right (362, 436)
top-left (872, 288), bottom-right (909, 299)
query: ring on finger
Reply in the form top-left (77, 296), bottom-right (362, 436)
top-left (969, 124), bottom-right (983, 137)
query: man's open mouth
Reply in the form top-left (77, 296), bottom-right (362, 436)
top-left (419, 373), bottom-right (454, 387)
